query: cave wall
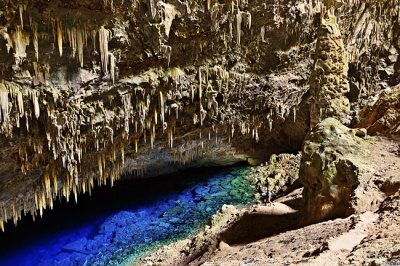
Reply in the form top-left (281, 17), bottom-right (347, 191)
top-left (0, 0), bottom-right (399, 229)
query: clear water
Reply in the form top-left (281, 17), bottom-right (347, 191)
top-left (0, 166), bottom-right (255, 266)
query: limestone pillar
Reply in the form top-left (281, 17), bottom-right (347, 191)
top-left (310, 7), bottom-right (350, 128)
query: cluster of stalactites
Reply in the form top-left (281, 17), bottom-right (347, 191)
top-left (0, 81), bottom-right (41, 135)
top-left (3, 5), bottom-right (116, 81)
top-left (0, 135), bottom-right (128, 232)
top-left (0, 56), bottom-right (305, 230)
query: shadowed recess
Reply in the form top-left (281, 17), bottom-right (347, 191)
top-left (0, 164), bottom-right (255, 265)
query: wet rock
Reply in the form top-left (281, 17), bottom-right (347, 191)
top-left (163, 206), bottom-right (185, 218)
top-left (62, 237), bottom-right (88, 253)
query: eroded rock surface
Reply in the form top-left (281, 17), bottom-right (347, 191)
top-left (309, 8), bottom-right (350, 127)
top-left (356, 85), bottom-right (400, 140)
top-left (0, 0), bottom-right (399, 230)
top-left (299, 118), bottom-right (370, 222)
top-left (248, 152), bottom-right (301, 202)
top-left (148, 136), bottom-right (399, 266)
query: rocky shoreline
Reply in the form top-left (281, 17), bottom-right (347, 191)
top-left (131, 118), bottom-right (400, 266)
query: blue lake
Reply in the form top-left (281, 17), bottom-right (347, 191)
top-left (0, 165), bottom-right (255, 265)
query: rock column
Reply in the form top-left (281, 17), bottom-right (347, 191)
top-left (310, 8), bottom-right (350, 128)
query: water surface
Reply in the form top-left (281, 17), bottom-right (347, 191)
top-left (0, 165), bottom-right (255, 265)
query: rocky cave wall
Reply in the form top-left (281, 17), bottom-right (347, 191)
top-left (0, 0), bottom-right (399, 229)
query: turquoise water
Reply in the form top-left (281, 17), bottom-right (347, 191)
top-left (0, 166), bottom-right (255, 265)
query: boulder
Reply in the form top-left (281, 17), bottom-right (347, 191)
top-left (356, 86), bottom-right (400, 141)
top-left (299, 118), bottom-right (369, 223)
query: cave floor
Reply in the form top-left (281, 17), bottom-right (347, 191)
top-left (189, 138), bottom-right (400, 266)
top-left (140, 137), bottom-right (400, 266)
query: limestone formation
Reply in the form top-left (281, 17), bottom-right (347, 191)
top-left (310, 8), bottom-right (350, 127)
top-left (0, 0), bottom-right (399, 229)
top-left (248, 153), bottom-right (301, 202)
top-left (299, 118), bottom-right (370, 223)
top-left (356, 85), bottom-right (400, 140)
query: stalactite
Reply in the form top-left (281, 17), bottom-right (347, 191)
top-left (109, 52), bottom-right (115, 83)
top-left (121, 146), bottom-right (125, 164)
top-left (98, 155), bottom-right (103, 178)
top-left (160, 45), bottom-right (172, 66)
top-left (77, 25), bottom-right (84, 67)
top-left (99, 26), bottom-right (111, 73)
top-left (255, 128), bottom-right (259, 142)
top-left (44, 170), bottom-right (50, 198)
top-left (52, 171), bottom-right (57, 195)
top-left (260, 26), bottom-right (265, 42)
top-left (0, 84), bottom-right (9, 124)
top-left (247, 12), bottom-right (251, 30)
top-left (19, 5), bottom-right (25, 29)
top-left (11, 26), bottom-right (30, 59)
top-left (159, 91), bottom-right (165, 127)
top-left (57, 19), bottom-right (63, 56)
top-left (32, 22), bottom-right (39, 61)
top-left (149, 0), bottom-right (157, 18)
top-left (32, 91), bottom-right (40, 119)
top-left (293, 107), bottom-right (296, 123)
top-left (236, 11), bottom-right (242, 46)
top-left (91, 29), bottom-right (97, 51)
top-left (73, 184), bottom-right (78, 203)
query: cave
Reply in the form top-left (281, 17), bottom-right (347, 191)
top-left (0, 0), bottom-right (399, 265)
